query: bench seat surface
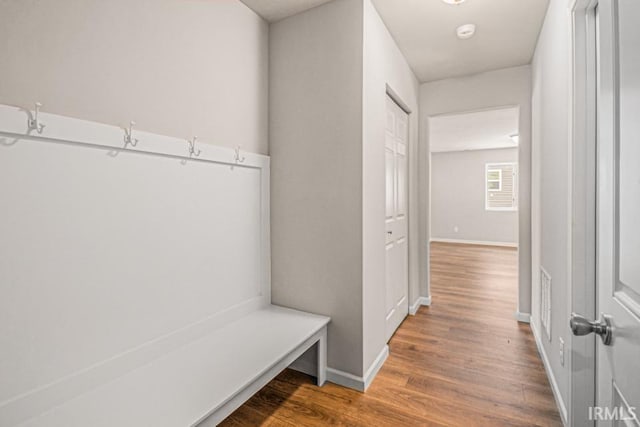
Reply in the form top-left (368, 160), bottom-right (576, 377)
top-left (19, 305), bottom-right (329, 427)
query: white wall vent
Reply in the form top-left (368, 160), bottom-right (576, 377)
top-left (540, 267), bottom-right (552, 341)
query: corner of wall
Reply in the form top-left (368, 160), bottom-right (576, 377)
top-left (270, 0), bottom-right (366, 379)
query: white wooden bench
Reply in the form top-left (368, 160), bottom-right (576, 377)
top-left (0, 105), bottom-right (330, 427)
top-left (16, 305), bottom-right (329, 427)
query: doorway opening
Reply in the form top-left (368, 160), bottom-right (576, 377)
top-left (428, 106), bottom-right (521, 319)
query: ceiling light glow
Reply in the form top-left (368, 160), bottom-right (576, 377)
top-left (456, 24), bottom-right (476, 39)
top-left (442, 0), bottom-right (466, 4)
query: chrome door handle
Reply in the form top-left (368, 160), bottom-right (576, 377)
top-left (570, 313), bottom-right (613, 346)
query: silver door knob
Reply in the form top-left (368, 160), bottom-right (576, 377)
top-left (570, 313), bottom-right (613, 346)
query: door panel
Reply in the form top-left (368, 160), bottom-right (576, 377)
top-left (386, 107), bottom-right (395, 134)
top-left (397, 149), bottom-right (407, 217)
top-left (385, 147), bottom-right (395, 222)
top-left (395, 237), bottom-right (408, 308)
top-left (617, 0), bottom-right (640, 291)
top-left (384, 95), bottom-right (409, 341)
top-left (385, 242), bottom-right (395, 318)
top-left (596, 1), bottom-right (640, 423)
top-left (396, 110), bottom-right (408, 146)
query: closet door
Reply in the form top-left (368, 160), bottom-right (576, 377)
top-left (385, 95), bottom-right (409, 341)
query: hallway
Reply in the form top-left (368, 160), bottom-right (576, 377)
top-left (221, 242), bottom-right (562, 426)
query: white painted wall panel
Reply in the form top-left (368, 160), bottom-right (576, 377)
top-left (0, 107), bottom-right (269, 417)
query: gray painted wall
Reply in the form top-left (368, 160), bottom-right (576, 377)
top-left (420, 65), bottom-right (532, 315)
top-left (0, 0), bottom-right (269, 155)
top-left (431, 148), bottom-right (518, 244)
top-left (269, 0), bottom-right (365, 377)
top-left (531, 0), bottom-right (571, 416)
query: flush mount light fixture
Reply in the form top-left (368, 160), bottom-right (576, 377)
top-left (456, 24), bottom-right (476, 39)
top-left (442, 0), bottom-right (466, 4)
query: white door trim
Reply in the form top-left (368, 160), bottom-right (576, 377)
top-left (568, 0), bottom-right (599, 425)
top-left (386, 84), bottom-right (413, 114)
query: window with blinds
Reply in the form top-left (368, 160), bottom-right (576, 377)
top-left (485, 162), bottom-right (518, 211)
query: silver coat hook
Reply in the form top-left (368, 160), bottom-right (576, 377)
top-left (124, 121), bottom-right (138, 147)
top-left (234, 146), bottom-right (245, 163)
top-left (187, 136), bottom-right (201, 157)
top-left (28, 102), bottom-right (46, 134)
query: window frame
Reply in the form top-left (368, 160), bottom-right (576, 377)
top-left (485, 162), bottom-right (518, 212)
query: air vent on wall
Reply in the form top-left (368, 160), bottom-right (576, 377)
top-left (540, 267), bottom-right (552, 341)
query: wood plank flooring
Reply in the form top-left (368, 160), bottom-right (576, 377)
top-left (220, 242), bottom-right (562, 426)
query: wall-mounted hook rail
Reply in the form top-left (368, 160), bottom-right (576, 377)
top-left (27, 102), bottom-right (46, 134)
top-left (124, 121), bottom-right (138, 147)
top-left (234, 146), bottom-right (246, 163)
top-left (187, 136), bottom-right (201, 157)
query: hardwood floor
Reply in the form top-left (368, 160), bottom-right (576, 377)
top-left (220, 242), bottom-right (562, 426)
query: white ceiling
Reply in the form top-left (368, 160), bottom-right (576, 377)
top-left (429, 107), bottom-right (519, 153)
top-left (371, 0), bottom-right (549, 82)
top-left (239, 0), bottom-right (334, 22)
top-left (241, 0), bottom-right (549, 83)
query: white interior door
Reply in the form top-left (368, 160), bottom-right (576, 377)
top-left (593, 0), bottom-right (640, 423)
top-left (385, 95), bottom-right (409, 341)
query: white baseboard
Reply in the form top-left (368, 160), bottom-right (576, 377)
top-left (430, 237), bottom-right (518, 248)
top-left (409, 296), bottom-right (432, 315)
top-left (326, 345), bottom-right (389, 392)
top-left (326, 367), bottom-right (365, 391)
top-left (514, 311), bottom-right (531, 323)
top-left (530, 322), bottom-right (568, 426)
top-left (363, 345), bottom-right (389, 390)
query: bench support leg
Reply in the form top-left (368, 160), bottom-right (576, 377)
top-left (317, 327), bottom-right (327, 386)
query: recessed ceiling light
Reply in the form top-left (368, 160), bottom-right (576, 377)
top-left (456, 24), bottom-right (476, 40)
top-left (442, 0), bottom-right (466, 4)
